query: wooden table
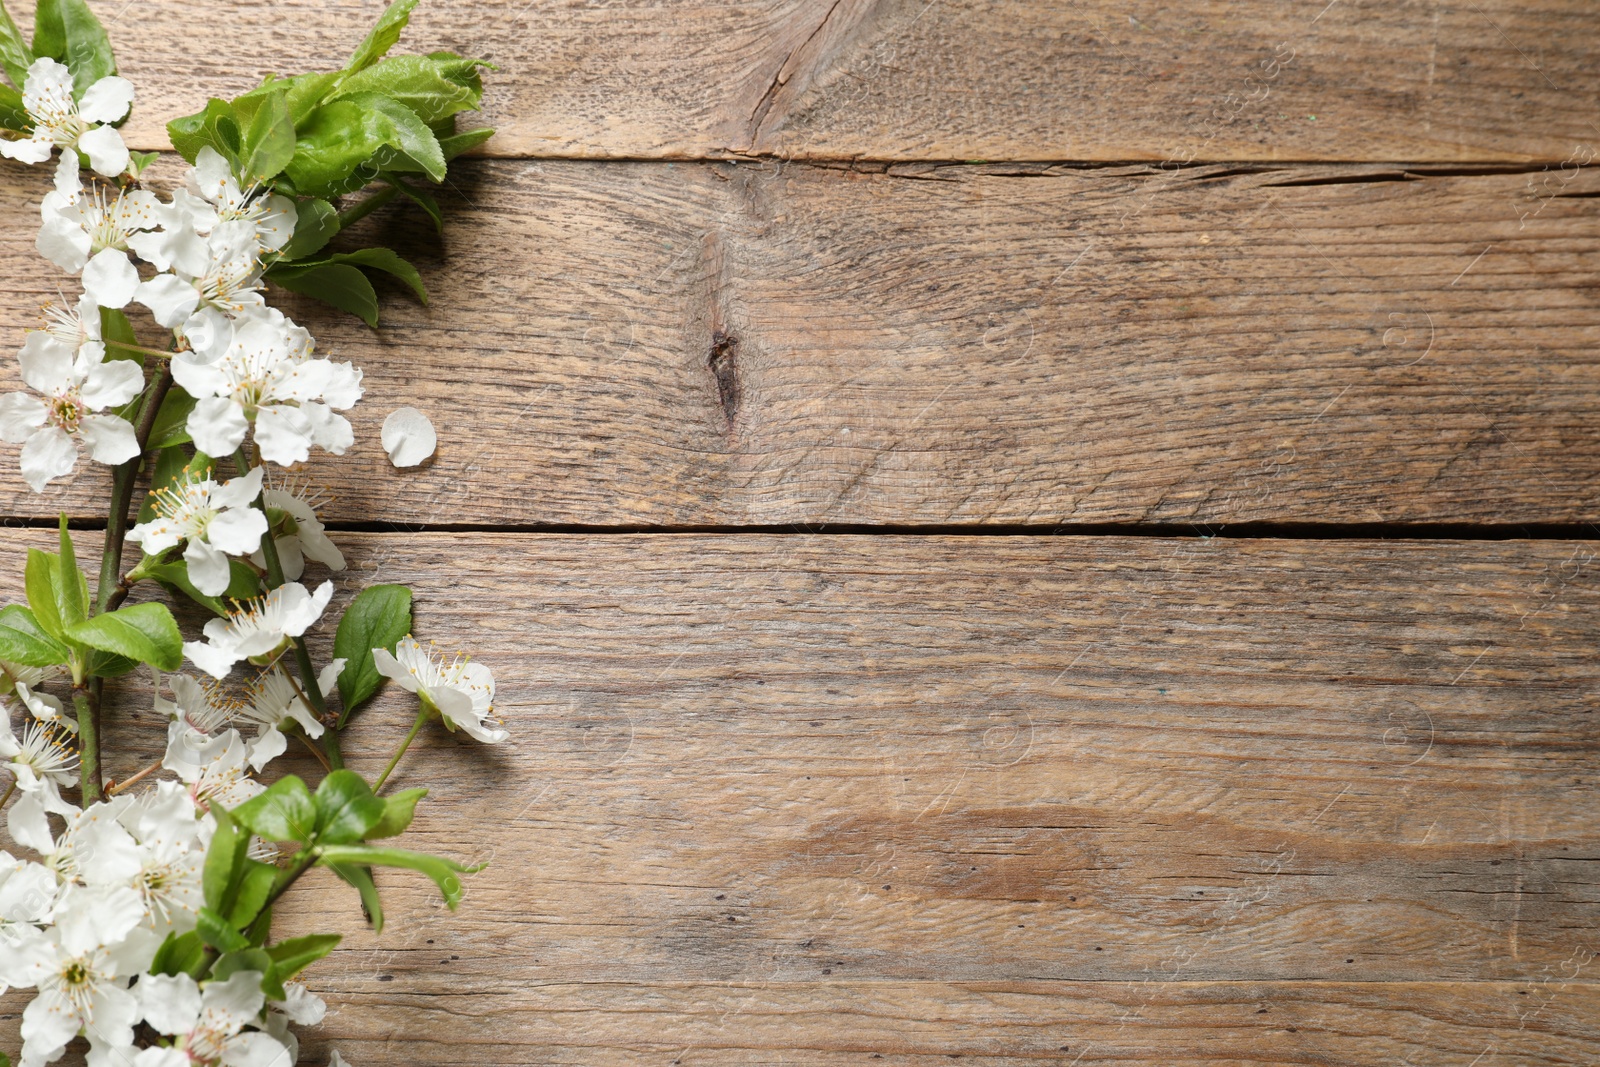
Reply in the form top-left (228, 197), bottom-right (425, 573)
top-left (3, 1), bottom-right (1599, 1063)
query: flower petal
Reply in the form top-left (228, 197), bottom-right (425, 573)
top-left (254, 404), bottom-right (314, 466)
top-left (36, 212), bottom-right (91, 272)
top-left (184, 639), bottom-right (239, 680)
top-left (78, 122), bottom-right (130, 177)
top-left (185, 538), bottom-right (233, 597)
top-left (20, 425), bottom-right (78, 491)
top-left (136, 272), bottom-right (201, 328)
top-left (0, 392), bottom-right (49, 442)
top-left (369, 647), bottom-right (422, 694)
top-left (0, 131), bottom-right (53, 164)
top-left (79, 353), bottom-right (145, 409)
top-left (137, 971), bottom-right (204, 1037)
top-left (18, 330), bottom-right (77, 393)
top-left (78, 76), bottom-right (136, 125)
top-left (82, 247), bottom-right (140, 309)
top-left (206, 506), bottom-right (269, 556)
top-left (80, 413), bottom-right (140, 465)
top-left (382, 406), bottom-right (436, 468)
top-left (187, 396), bottom-right (249, 458)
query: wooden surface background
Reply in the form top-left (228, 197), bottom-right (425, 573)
top-left (2, 0), bottom-right (1599, 1063)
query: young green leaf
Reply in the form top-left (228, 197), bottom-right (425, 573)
top-left (319, 247), bottom-right (428, 303)
top-left (438, 126), bottom-right (495, 162)
top-left (98, 306), bottom-right (144, 363)
top-left (0, 604), bottom-right (72, 667)
top-left (278, 198), bottom-right (339, 261)
top-left (195, 907), bottom-right (251, 952)
top-left (342, 90), bottom-right (445, 182)
top-left (166, 98), bottom-right (239, 167)
top-left (313, 770), bottom-right (387, 844)
top-left (87, 649), bottom-right (139, 678)
top-left (332, 584), bottom-right (412, 722)
top-left (315, 844), bottom-right (479, 910)
top-left (334, 53), bottom-right (485, 124)
top-left (328, 862), bottom-right (384, 933)
top-left (232, 775), bottom-right (318, 844)
top-left (345, 0), bottom-right (420, 74)
top-left (368, 787), bottom-right (427, 839)
top-left (146, 388), bottom-right (196, 448)
top-left (148, 930), bottom-right (208, 977)
top-left (267, 262), bottom-right (379, 327)
top-left (146, 557), bottom-right (261, 618)
top-left (211, 948), bottom-right (287, 1000)
top-left (33, 0), bottom-right (114, 97)
top-left (66, 603), bottom-right (183, 671)
top-left (56, 516), bottom-right (86, 628)
top-left (24, 548), bottom-right (72, 640)
top-left (224, 859), bottom-right (279, 929)
top-left (265, 933), bottom-right (341, 981)
top-left (384, 175), bottom-right (442, 232)
top-left (280, 97), bottom-right (397, 199)
top-left (203, 806), bottom-right (248, 913)
top-left (0, 0), bottom-right (32, 89)
top-left (236, 87), bottom-right (296, 185)
top-left (0, 82), bottom-right (27, 132)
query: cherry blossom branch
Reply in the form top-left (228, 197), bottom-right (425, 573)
top-left (0, 773), bottom-right (15, 810)
top-left (72, 687), bottom-right (101, 804)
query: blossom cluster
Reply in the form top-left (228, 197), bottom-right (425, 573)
top-left (0, 2), bottom-right (504, 1064)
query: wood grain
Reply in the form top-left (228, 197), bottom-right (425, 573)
top-left (3, 159), bottom-right (1597, 526)
top-left (3, 532), bottom-right (1595, 1061)
top-left (11, 0), bottom-right (1600, 162)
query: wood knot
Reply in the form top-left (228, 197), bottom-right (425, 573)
top-left (708, 329), bottom-right (740, 425)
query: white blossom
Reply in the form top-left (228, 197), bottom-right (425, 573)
top-left (38, 154), bottom-right (161, 309)
top-left (0, 329), bottom-right (143, 491)
top-left (138, 969), bottom-right (292, 1067)
top-left (0, 883), bottom-right (149, 1067)
top-left (182, 580), bottom-right (333, 680)
top-left (127, 466), bottom-right (268, 597)
top-left (0, 58), bottom-right (134, 176)
top-left (160, 724), bottom-right (264, 809)
top-left (135, 218), bottom-right (265, 333)
top-left (251, 476), bottom-right (345, 581)
top-left (167, 304), bottom-right (362, 466)
top-left (233, 662), bottom-right (341, 771)
top-left (372, 636), bottom-right (506, 744)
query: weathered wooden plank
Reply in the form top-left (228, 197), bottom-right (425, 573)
top-left (1, 532), bottom-right (1597, 1058)
top-left (18, 0), bottom-right (1600, 162)
top-left (3, 531), bottom-right (1598, 1060)
top-left (3, 160), bottom-right (1597, 526)
top-left (282, 980), bottom-right (1600, 1066)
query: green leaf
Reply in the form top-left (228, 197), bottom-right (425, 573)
top-left (281, 97), bottom-right (392, 199)
top-left (196, 907), bottom-right (251, 952)
top-left (288, 248), bottom-right (426, 303)
top-left (368, 787), bottom-right (427, 839)
top-left (235, 87), bottom-right (296, 185)
top-left (211, 948), bottom-right (287, 1000)
top-left (266, 933), bottom-right (341, 980)
top-left (333, 584), bottom-right (412, 722)
top-left (232, 775), bottom-right (318, 844)
top-left (224, 859), bottom-right (279, 929)
top-left (0, 82), bottom-right (26, 132)
top-left (203, 806), bottom-right (248, 913)
top-left (0, 604), bottom-right (71, 667)
top-left (140, 447), bottom-right (190, 526)
top-left (98, 307), bottom-right (143, 364)
top-left (439, 126), bottom-right (494, 162)
top-left (167, 98), bottom-right (239, 167)
top-left (267, 262), bottom-right (379, 326)
top-left (315, 843), bottom-right (478, 910)
top-left (147, 388), bottom-right (197, 449)
top-left (149, 930), bottom-right (208, 977)
top-left (279, 198), bottom-right (339, 261)
top-left (328, 861), bottom-right (384, 933)
top-left (313, 770), bottom-right (386, 844)
top-left (87, 650), bottom-right (139, 679)
top-left (0, 0), bottom-right (32, 90)
top-left (233, 70), bottom-right (340, 127)
top-left (146, 557), bottom-right (261, 618)
top-left (345, 0), bottom-right (420, 74)
top-left (385, 174), bottom-right (442, 231)
top-left (25, 548), bottom-right (65, 639)
top-left (66, 602), bottom-right (182, 671)
top-left (56, 516), bottom-right (86, 629)
top-left (33, 0), bottom-right (114, 98)
top-left (335, 53), bottom-right (485, 125)
top-left (344, 90), bottom-right (445, 182)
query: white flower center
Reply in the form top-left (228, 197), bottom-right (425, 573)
top-left (47, 388), bottom-right (86, 434)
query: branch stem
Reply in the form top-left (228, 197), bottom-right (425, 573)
top-left (374, 704), bottom-right (429, 792)
top-left (73, 688), bottom-right (102, 804)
